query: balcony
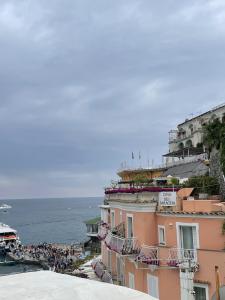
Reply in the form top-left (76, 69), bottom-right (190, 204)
top-left (105, 231), bottom-right (139, 256)
top-left (135, 245), bottom-right (159, 266)
top-left (167, 248), bottom-right (198, 269)
top-left (85, 217), bottom-right (101, 238)
top-left (97, 222), bottom-right (109, 241)
top-left (91, 258), bottom-right (113, 284)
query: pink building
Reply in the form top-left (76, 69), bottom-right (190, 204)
top-left (97, 180), bottom-right (225, 300)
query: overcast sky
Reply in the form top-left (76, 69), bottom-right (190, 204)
top-left (0, 0), bottom-right (225, 198)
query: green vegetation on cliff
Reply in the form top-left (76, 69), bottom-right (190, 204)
top-left (183, 176), bottom-right (220, 195)
top-left (203, 119), bottom-right (225, 174)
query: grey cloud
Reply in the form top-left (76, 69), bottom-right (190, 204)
top-left (0, 0), bottom-right (225, 198)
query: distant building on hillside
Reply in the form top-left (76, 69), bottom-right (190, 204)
top-left (168, 103), bottom-right (225, 154)
top-left (163, 103), bottom-right (225, 167)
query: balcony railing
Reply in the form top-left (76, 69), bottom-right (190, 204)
top-left (135, 245), bottom-right (159, 266)
top-left (105, 231), bottom-right (139, 255)
top-left (97, 222), bottom-right (109, 241)
top-left (91, 259), bottom-right (113, 284)
top-left (167, 248), bottom-right (198, 268)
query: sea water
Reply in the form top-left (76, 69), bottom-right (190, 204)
top-left (0, 197), bottom-right (102, 275)
top-left (0, 197), bottom-right (102, 245)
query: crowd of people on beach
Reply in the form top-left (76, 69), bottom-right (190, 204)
top-left (10, 242), bottom-right (83, 273)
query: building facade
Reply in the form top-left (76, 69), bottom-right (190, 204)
top-left (97, 180), bottom-right (225, 300)
top-left (169, 103), bottom-right (225, 153)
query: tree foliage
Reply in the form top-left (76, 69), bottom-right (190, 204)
top-left (203, 119), bottom-right (225, 174)
top-left (183, 176), bottom-right (220, 195)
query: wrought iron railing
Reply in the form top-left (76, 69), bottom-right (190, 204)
top-left (135, 245), bottom-right (159, 266)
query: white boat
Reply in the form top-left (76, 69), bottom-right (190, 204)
top-left (0, 223), bottom-right (20, 251)
top-left (0, 204), bottom-right (12, 210)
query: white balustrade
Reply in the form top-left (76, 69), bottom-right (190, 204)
top-left (135, 245), bottom-right (159, 265)
top-left (105, 231), bottom-right (138, 255)
top-left (167, 248), bottom-right (197, 268)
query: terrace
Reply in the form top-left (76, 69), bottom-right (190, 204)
top-left (105, 186), bottom-right (180, 195)
top-left (105, 231), bottom-right (139, 256)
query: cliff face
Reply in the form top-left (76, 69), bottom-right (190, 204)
top-left (209, 148), bottom-right (225, 200)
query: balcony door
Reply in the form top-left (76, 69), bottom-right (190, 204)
top-left (180, 226), bottom-right (196, 250)
top-left (147, 274), bottom-right (159, 299)
top-left (177, 223), bottom-right (199, 250)
top-left (177, 222), bottom-right (199, 266)
top-left (127, 215), bottom-right (133, 238)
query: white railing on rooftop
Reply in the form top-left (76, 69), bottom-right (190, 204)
top-left (117, 153), bottom-right (208, 173)
top-left (135, 245), bottom-right (159, 266)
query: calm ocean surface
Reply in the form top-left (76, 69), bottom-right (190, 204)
top-left (0, 197), bottom-right (102, 245)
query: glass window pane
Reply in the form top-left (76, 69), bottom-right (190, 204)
top-left (194, 286), bottom-right (206, 300)
top-left (181, 226), bottom-right (194, 249)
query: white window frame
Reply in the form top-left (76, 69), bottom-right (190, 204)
top-left (147, 274), bottom-right (159, 299)
top-left (176, 222), bottom-right (200, 249)
top-left (111, 210), bottom-right (115, 228)
top-left (194, 283), bottom-right (209, 300)
top-left (128, 272), bottom-right (135, 289)
top-left (158, 225), bottom-right (166, 245)
top-left (126, 214), bottom-right (134, 238)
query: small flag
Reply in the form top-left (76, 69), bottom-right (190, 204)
top-left (132, 152), bottom-right (134, 159)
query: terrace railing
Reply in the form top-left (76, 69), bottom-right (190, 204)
top-left (105, 231), bottom-right (139, 256)
top-left (167, 248), bottom-right (198, 268)
top-left (91, 259), bottom-right (113, 284)
top-left (135, 245), bottom-right (159, 266)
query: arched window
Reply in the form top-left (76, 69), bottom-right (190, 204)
top-left (185, 139), bottom-right (193, 148)
top-left (178, 142), bottom-right (184, 150)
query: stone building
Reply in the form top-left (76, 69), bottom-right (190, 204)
top-left (168, 103), bottom-right (225, 153)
